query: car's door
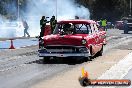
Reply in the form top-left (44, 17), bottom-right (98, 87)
top-left (97, 25), bottom-right (106, 45)
top-left (89, 23), bottom-right (100, 54)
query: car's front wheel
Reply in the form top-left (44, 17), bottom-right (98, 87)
top-left (84, 57), bottom-right (91, 62)
top-left (43, 57), bottom-right (50, 63)
top-left (89, 46), bottom-right (94, 59)
top-left (97, 45), bottom-right (103, 56)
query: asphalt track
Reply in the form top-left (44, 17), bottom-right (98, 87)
top-left (0, 29), bottom-right (132, 88)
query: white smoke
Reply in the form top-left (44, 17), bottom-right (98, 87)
top-left (0, 16), bottom-right (18, 38)
top-left (26, 0), bottom-right (90, 20)
top-left (0, 0), bottom-right (90, 38)
top-left (0, 16), bottom-right (23, 38)
top-left (25, 0), bottom-right (90, 37)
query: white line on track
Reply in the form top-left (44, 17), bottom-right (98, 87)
top-left (98, 52), bottom-right (132, 79)
top-left (90, 52), bottom-right (132, 88)
top-left (86, 52), bottom-right (132, 88)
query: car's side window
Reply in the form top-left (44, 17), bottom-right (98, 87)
top-left (94, 24), bottom-right (99, 32)
top-left (75, 24), bottom-right (89, 34)
top-left (87, 25), bottom-right (92, 34)
top-left (90, 24), bottom-right (95, 33)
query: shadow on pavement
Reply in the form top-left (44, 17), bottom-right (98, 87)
top-left (26, 57), bottom-right (93, 65)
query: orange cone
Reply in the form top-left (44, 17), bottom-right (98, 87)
top-left (9, 39), bottom-right (15, 49)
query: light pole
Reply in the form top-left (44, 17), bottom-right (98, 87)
top-left (17, 0), bottom-right (20, 21)
top-left (17, 0), bottom-right (21, 21)
top-left (56, 0), bottom-right (57, 20)
top-left (130, 0), bottom-right (132, 16)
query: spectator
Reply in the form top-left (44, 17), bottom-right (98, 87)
top-left (123, 20), bottom-right (129, 34)
top-left (40, 16), bottom-right (47, 37)
top-left (50, 16), bottom-right (57, 34)
top-left (101, 19), bottom-right (107, 31)
top-left (22, 19), bottom-right (30, 37)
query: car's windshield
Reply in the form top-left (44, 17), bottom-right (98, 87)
top-left (53, 23), bottom-right (91, 35)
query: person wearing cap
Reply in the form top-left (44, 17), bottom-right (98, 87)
top-left (50, 16), bottom-right (57, 34)
top-left (40, 16), bottom-right (47, 37)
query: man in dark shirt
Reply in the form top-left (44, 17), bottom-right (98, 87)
top-left (40, 16), bottom-right (47, 37)
top-left (50, 16), bottom-right (57, 34)
top-left (123, 20), bottom-right (129, 34)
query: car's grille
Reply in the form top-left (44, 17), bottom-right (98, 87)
top-left (45, 45), bottom-right (81, 53)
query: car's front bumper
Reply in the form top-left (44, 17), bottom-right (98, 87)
top-left (38, 47), bottom-right (90, 57)
top-left (38, 52), bottom-right (89, 57)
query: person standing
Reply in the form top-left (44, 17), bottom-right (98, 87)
top-left (40, 16), bottom-right (47, 37)
top-left (123, 20), bottom-right (129, 34)
top-left (22, 19), bottom-right (30, 37)
top-left (50, 16), bottom-right (57, 34)
top-left (101, 19), bottom-right (107, 31)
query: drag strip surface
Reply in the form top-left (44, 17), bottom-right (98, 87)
top-left (0, 29), bottom-right (132, 88)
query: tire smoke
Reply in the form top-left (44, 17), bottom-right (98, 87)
top-left (0, 0), bottom-right (90, 38)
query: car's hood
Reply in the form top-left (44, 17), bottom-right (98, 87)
top-left (44, 34), bottom-right (88, 46)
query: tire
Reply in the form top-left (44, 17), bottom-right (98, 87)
top-left (43, 57), bottom-right (50, 63)
top-left (84, 57), bottom-right (91, 61)
top-left (89, 46), bottom-right (94, 59)
top-left (97, 45), bottom-right (103, 56)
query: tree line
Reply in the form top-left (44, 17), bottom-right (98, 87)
top-left (76, 0), bottom-right (130, 22)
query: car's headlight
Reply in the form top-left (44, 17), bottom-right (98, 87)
top-left (79, 48), bottom-right (88, 53)
top-left (39, 39), bottom-right (44, 49)
top-left (82, 39), bottom-right (87, 45)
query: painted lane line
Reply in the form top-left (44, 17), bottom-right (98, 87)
top-left (98, 53), bottom-right (132, 79)
top-left (92, 52), bottom-right (132, 88)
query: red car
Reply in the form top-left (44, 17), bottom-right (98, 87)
top-left (115, 21), bottom-right (123, 30)
top-left (38, 19), bottom-right (106, 62)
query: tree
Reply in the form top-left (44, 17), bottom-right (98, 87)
top-left (76, 0), bottom-right (130, 21)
